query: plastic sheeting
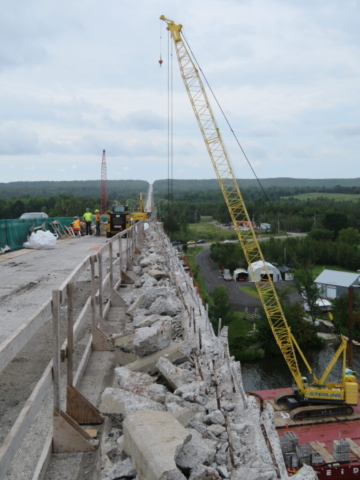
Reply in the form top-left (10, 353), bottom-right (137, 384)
top-left (23, 231), bottom-right (57, 250)
top-left (0, 217), bottom-right (73, 252)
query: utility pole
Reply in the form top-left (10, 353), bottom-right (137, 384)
top-left (194, 210), bottom-right (197, 243)
top-left (348, 286), bottom-right (354, 368)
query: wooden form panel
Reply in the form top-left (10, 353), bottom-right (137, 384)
top-left (0, 299), bottom-right (52, 374)
top-left (0, 362), bottom-right (52, 479)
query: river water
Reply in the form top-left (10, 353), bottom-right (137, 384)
top-left (241, 340), bottom-right (360, 392)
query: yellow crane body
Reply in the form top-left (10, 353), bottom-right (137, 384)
top-left (161, 15), bottom-right (358, 413)
top-left (133, 193), bottom-right (147, 223)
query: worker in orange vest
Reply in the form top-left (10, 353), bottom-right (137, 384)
top-left (71, 217), bottom-right (82, 237)
top-left (95, 209), bottom-right (101, 236)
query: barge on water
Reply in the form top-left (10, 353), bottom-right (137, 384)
top-left (254, 386), bottom-right (360, 479)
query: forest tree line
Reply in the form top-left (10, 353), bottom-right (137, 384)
top-left (157, 186), bottom-right (360, 239)
top-left (0, 187), bottom-right (148, 219)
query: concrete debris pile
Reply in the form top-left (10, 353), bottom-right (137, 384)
top-left (99, 223), bottom-right (316, 480)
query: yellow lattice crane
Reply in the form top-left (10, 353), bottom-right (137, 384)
top-left (160, 15), bottom-right (358, 418)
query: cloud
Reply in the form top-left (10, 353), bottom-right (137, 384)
top-left (120, 110), bottom-right (166, 131)
top-left (246, 125), bottom-right (280, 137)
top-left (124, 166), bottom-right (130, 171)
top-left (58, 169), bottom-right (65, 172)
top-left (1, 0), bottom-right (360, 181)
top-left (331, 125), bottom-right (360, 138)
top-left (0, 123), bottom-right (40, 155)
top-left (71, 165), bottom-right (77, 169)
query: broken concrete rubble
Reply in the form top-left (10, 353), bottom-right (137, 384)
top-left (148, 269), bottom-right (169, 280)
top-left (98, 223), bottom-right (315, 480)
top-left (175, 428), bottom-right (216, 469)
top-left (105, 457), bottom-right (136, 480)
top-left (133, 320), bottom-right (172, 356)
top-left (189, 465), bottom-right (220, 480)
top-left (99, 387), bottom-right (165, 416)
top-left (114, 366), bottom-right (167, 404)
top-left (156, 357), bottom-right (189, 390)
top-left (204, 410), bottom-right (225, 426)
top-left (133, 313), bottom-right (173, 329)
top-left (126, 341), bottom-right (186, 375)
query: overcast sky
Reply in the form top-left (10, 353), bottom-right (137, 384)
top-left (1, 0), bottom-right (359, 183)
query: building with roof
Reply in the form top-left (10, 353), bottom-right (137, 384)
top-left (233, 268), bottom-right (248, 282)
top-left (277, 266), bottom-right (293, 281)
top-left (314, 269), bottom-right (360, 299)
top-left (248, 260), bottom-right (281, 283)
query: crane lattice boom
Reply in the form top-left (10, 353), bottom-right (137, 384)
top-left (161, 15), bottom-right (303, 389)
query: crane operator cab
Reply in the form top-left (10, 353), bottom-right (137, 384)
top-left (107, 204), bottom-right (130, 238)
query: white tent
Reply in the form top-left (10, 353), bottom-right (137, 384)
top-left (303, 298), bottom-right (332, 312)
top-left (233, 268), bottom-right (248, 281)
top-left (247, 261), bottom-right (281, 283)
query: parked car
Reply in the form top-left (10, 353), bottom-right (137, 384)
top-left (223, 239), bottom-right (232, 243)
top-left (171, 241), bottom-right (182, 246)
top-left (187, 240), bottom-right (196, 245)
top-left (197, 239), bottom-right (206, 244)
top-left (223, 269), bottom-right (232, 281)
top-left (20, 212), bottom-right (49, 219)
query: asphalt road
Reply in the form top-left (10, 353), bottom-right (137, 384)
top-left (195, 245), bottom-right (302, 312)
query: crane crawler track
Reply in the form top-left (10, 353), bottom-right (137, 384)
top-left (291, 404), bottom-right (354, 419)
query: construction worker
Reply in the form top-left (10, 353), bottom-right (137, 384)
top-left (70, 216), bottom-right (81, 237)
top-left (83, 208), bottom-right (93, 236)
top-left (95, 209), bottom-right (101, 236)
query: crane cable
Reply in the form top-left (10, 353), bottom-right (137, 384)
top-left (181, 30), bottom-right (317, 280)
top-left (166, 30), bottom-right (174, 220)
top-left (181, 29), bottom-right (328, 325)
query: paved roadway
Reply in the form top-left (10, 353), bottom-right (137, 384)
top-left (194, 243), bottom-right (302, 312)
top-left (145, 183), bottom-right (153, 213)
top-left (0, 235), bottom-right (120, 343)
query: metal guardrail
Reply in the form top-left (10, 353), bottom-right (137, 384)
top-left (0, 221), bottom-right (145, 479)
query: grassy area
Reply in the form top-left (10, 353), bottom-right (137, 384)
top-left (281, 285), bottom-right (297, 292)
top-left (312, 264), bottom-right (355, 278)
top-left (188, 220), bottom-right (238, 242)
top-left (185, 245), bottom-right (203, 261)
top-left (239, 285), bottom-right (260, 299)
top-left (228, 312), bottom-right (253, 341)
top-left (282, 192), bottom-right (360, 202)
top-left (184, 217), bottom-right (282, 243)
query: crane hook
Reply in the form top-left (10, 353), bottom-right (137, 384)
top-left (159, 57), bottom-right (163, 67)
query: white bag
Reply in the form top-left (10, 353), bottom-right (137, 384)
top-left (23, 230), bottom-right (57, 250)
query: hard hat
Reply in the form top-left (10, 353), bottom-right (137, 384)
top-left (74, 216), bottom-right (78, 219)
top-left (95, 209), bottom-right (99, 213)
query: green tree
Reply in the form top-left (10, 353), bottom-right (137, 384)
top-left (308, 229), bottom-right (334, 241)
top-left (293, 267), bottom-right (320, 323)
top-left (332, 292), bottom-right (360, 339)
top-left (210, 242), bottom-right (245, 271)
top-left (257, 290), bottom-right (323, 355)
top-left (209, 285), bottom-right (235, 332)
top-left (337, 227), bottom-right (360, 246)
top-left (323, 211), bottom-right (348, 237)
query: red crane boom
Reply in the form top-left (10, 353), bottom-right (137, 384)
top-left (100, 149), bottom-right (107, 214)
